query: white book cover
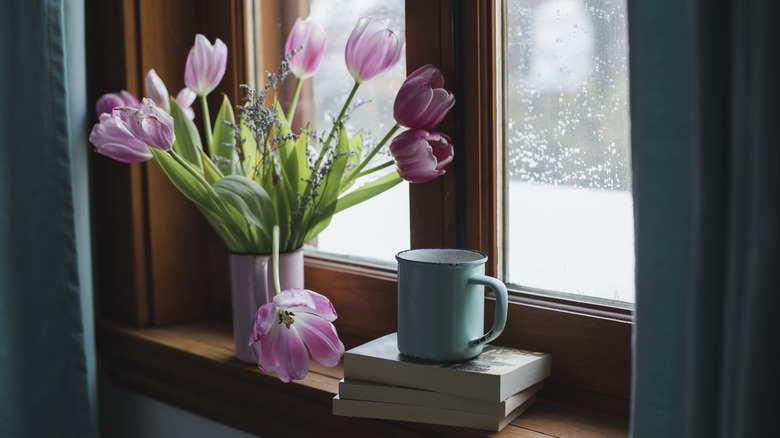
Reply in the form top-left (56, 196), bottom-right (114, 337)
top-left (343, 333), bottom-right (551, 402)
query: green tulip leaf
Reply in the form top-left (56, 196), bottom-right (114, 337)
top-left (299, 123), bottom-right (350, 245)
top-left (151, 148), bottom-right (251, 252)
top-left (151, 148), bottom-right (218, 212)
top-left (169, 97), bottom-right (203, 171)
top-left (290, 127), bottom-right (310, 194)
top-left (199, 149), bottom-right (224, 185)
top-left (211, 94), bottom-right (241, 176)
top-left (212, 175), bottom-right (275, 242)
top-left (348, 130), bottom-right (363, 167)
top-left (240, 118), bottom-right (260, 182)
top-left (334, 170), bottom-right (403, 215)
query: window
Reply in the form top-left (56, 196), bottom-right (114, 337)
top-left (89, 0), bottom-right (632, 420)
top-left (501, 0), bottom-right (634, 304)
top-left (305, 0), bottom-right (409, 266)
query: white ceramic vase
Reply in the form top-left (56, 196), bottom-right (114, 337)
top-left (228, 249), bottom-right (304, 363)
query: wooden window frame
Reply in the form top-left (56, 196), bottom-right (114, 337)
top-left (87, 0), bottom-right (632, 429)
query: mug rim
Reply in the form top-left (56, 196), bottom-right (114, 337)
top-left (395, 248), bottom-right (488, 266)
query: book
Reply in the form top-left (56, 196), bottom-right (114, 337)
top-left (343, 332), bottom-right (551, 402)
top-left (338, 378), bottom-right (543, 417)
top-left (332, 394), bottom-right (536, 432)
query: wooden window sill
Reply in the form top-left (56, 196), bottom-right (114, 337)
top-left (97, 318), bottom-right (629, 437)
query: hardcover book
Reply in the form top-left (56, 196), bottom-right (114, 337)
top-left (338, 379), bottom-right (543, 417)
top-left (343, 333), bottom-right (551, 402)
top-left (332, 394), bottom-right (536, 432)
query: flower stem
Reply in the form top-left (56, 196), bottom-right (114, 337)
top-left (287, 81), bottom-right (361, 248)
top-left (272, 225), bottom-right (281, 295)
top-left (357, 159), bottom-right (395, 179)
top-left (286, 77), bottom-right (304, 127)
top-left (324, 81), bottom-right (360, 148)
top-left (344, 124), bottom-right (400, 183)
top-left (200, 95), bottom-right (213, 149)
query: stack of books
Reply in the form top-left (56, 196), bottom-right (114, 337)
top-left (333, 332), bottom-right (552, 432)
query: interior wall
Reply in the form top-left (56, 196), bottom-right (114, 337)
top-left (98, 363), bottom-right (259, 438)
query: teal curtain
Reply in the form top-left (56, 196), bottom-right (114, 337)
top-left (629, 0), bottom-right (779, 436)
top-left (0, 0), bottom-right (97, 436)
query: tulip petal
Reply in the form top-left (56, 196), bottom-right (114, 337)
top-left (94, 143), bottom-right (152, 163)
top-left (286, 17), bottom-right (328, 79)
top-left (270, 325), bottom-right (310, 382)
top-left (113, 99), bottom-right (175, 151)
top-left (95, 90), bottom-right (140, 117)
top-left (413, 89), bottom-right (456, 130)
top-left (427, 132), bottom-right (455, 170)
top-left (406, 64), bottom-right (444, 88)
top-left (274, 289), bottom-right (338, 322)
top-left (394, 78), bottom-right (433, 127)
top-left (251, 302), bottom-right (278, 340)
top-left (185, 34), bottom-right (228, 96)
top-left (249, 303), bottom-right (277, 364)
top-left (393, 65), bottom-right (455, 130)
top-left (294, 313), bottom-right (345, 367)
top-left (390, 129), bottom-right (450, 183)
top-left (90, 113), bottom-right (152, 163)
top-left (345, 17), bottom-right (404, 83)
top-left (144, 69), bottom-right (170, 112)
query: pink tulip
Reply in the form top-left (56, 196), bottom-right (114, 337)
top-left (144, 69), bottom-right (169, 110)
top-left (144, 69), bottom-right (196, 120)
top-left (184, 34), bottom-right (228, 96)
top-left (175, 87), bottom-right (197, 120)
top-left (89, 113), bottom-right (152, 163)
top-left (285, 17), bottom-right (328, 79)
top-left (95, 90), bottom-right (140, 117)
top-left (113, 98), bottom-right (175, 151)
top-left (249, 288), bottom-right (345, 383)
top-left (390, 129), bottom-right (454, 183)
top-left (345, 17), bottom-right (404, 84)
top-left (393, 64), bottom-right (455, 130)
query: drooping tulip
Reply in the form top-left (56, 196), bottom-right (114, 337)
top-left (113, 98), bottom-right (175, 151)
top-left (393, 64), bottom-right (455, 131)
top-left (345, 17), bottom-right (404, 84)
top-left (95, 90), bottom-right (140, 117)
top-left (285, 17), bottom-right (328, 79)
top-left (184, 34), bottom-right (228, 96)
top-left (390, 129), bottom-right (454, 183)
top-left (89, 112), bottom-right (152, 163)
top-left (249, 288), bottom-right (345, 383)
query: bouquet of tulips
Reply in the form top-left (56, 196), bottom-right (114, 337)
top-left (90, 16), bottom-right (455, 382)
top-left (90, 17), bottom-right (455, 255)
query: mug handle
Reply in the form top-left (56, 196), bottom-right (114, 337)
top-left (467, 274), bottom-right (508, 347)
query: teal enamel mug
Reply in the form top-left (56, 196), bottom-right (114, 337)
top-left (396, 249), bottom-right (508, 362)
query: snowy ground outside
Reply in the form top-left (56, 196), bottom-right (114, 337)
top-left (316, 181), bottom-right (635, 304)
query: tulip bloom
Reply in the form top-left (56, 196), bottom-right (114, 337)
top-left (285, 17), bottom-right (328, 79)
top-left (393, 65), bottom-right (455, 131)
top-left (184, 34), bottom-right (228, 96)
top-left (345, 17), bottom-right (404, 84)
top-left (175, 87), bottom-right (197, 120)
top-left (249, 288), bottom-right (345, 383)
top-left (113, 98), bottom-right (175, 151)
top-left (390, 129), bottom-right (454, 183)
top-left (144, 69), bottom-right (197, 120)
top-left (89, 113), bottom-right (152, 163)
top-left (95, 90), bottom-right (139, 117)
top-left (144, 69), bottom-right (169, 110)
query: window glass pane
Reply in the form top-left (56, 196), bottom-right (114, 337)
top-left (307, 0), bottom-right (408, 265)
top-left (503, 0), bottom-right (634, 303)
